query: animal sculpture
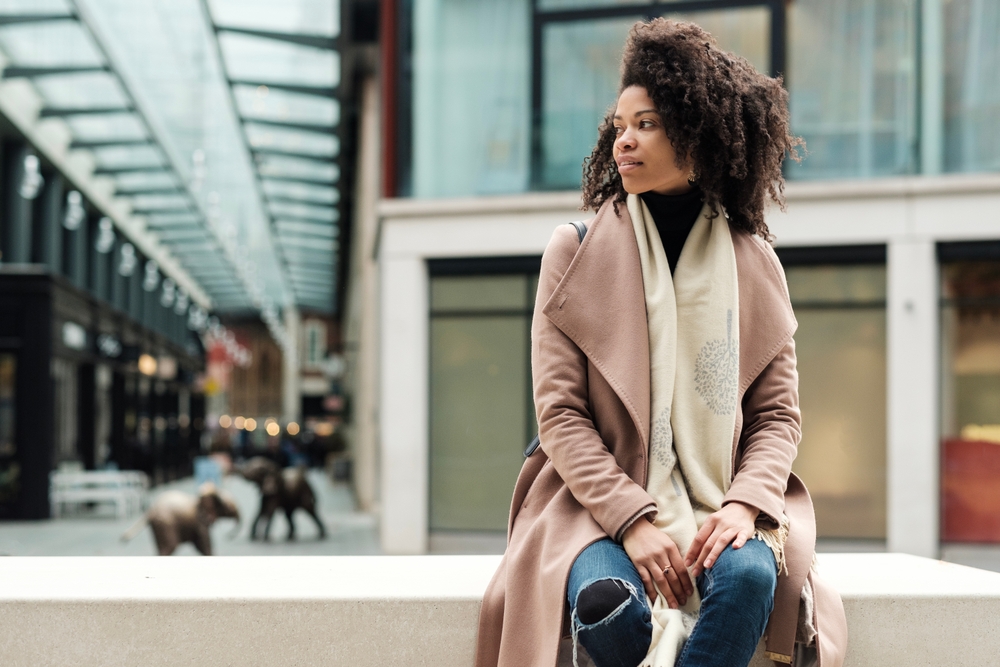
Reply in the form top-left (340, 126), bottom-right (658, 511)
top-left (120, 482), bottom-right (240, 555)
top-left (237, 457), bottom-right (327, 541)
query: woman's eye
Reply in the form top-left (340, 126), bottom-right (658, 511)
top-left (614, 126), bottom-right (624, 135)
top-left (640, 120), bottom-right (655, 129)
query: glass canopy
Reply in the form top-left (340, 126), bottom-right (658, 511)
top-left (0, 0), bottom-right (341, 322)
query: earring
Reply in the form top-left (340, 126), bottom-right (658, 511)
top-left (687, 169), bottom-right (698, 185)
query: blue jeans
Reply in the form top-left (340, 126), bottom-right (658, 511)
top-left (567, 537), bottom-right (777, 667)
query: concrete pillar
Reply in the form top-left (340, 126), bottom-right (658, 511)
top-left (282, 305), bottom-right (301, 423)
top-left (379, 255), bottom-right (428, 554)
top-left (0, 142), bottom-right (34, 264)
top-left (887, 238), bottom-right (939, 557)
top-left (343, 75), bottom-right (381, 515)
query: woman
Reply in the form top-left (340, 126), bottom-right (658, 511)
top-left (475, 19), bottom-right (847, 667)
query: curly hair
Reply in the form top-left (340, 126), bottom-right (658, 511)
top-left (581, 18), bottom-right (802, 238)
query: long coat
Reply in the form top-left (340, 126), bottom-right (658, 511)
top-left (475, 200), bottom-right (848, 667)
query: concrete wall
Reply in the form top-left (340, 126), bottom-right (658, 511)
top-left (0, 553), bottom-right (998, 666)
top-left (375, 175), bottom-right (1000, 556)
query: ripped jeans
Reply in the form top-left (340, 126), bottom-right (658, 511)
top-left (567, 538), bottom-right (777, 667)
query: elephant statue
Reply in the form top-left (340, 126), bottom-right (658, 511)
top-left (120, 482), bottom-right (240, 555)
top-left (236, 457), bottom-right (327, 541)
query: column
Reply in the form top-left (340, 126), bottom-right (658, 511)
top-left (886, 238), bottom-right (939, 557)
top-left (0, 142), bottom-right (34, 264)
top-left (37, 173), bottom-right (64, 273)
top-left (282, 305), bottom-right (301, 423)
top-left (64, 200), bottom-right (89, 289)
top-left (379, 254), bottom-right (429, 553)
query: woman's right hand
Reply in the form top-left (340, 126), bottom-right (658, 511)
top-left (621, 518), bottom-right (694, 608)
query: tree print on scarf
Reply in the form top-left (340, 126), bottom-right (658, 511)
top-left (694, 309), bottom-right (739, 415)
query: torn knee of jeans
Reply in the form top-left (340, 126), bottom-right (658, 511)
top-left (575, 578), bottom-right (635, 625)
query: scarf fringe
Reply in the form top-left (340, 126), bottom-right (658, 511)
top-left (752, 514), bottom-right (790, 576)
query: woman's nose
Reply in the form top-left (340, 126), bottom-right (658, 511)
top-left (615, 129), bottom-right (635, 152)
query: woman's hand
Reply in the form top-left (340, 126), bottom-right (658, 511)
top-left (622, 518), bottom-right (694, 608)
top-left (684, 501), bottom-right (758, 578)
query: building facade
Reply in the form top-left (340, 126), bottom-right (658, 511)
top-left (0, 137), bottom-right (206, 519)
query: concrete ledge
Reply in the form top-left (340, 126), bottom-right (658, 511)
top-left (0, 553), bottom-right (998, 666)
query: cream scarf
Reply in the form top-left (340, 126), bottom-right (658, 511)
top-left (628, 194), bottom-right (741, 667)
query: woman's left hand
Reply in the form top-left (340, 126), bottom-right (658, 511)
top-left (684, 501), bottom-right (758, 578)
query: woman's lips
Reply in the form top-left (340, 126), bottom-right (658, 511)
top-left (617, 159), bottom-right (642, 175)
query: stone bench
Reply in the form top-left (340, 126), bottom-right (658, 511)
top-left (0, 553), bottom-right (997, 666)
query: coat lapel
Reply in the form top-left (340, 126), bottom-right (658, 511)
top-left (541, 200), bottom-right (652, 447)
top-left (730, 229), bottom-right (798, 396)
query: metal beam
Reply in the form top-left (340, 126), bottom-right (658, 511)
top-left (268, 195), bottom-right (337, 207)
top-left (277, 230), bottom-right (337, 242)
top-left (92, 165), bottom-right (167, 175)
top-left (40, 105), bottom-right (133, 118)
top-left (70, 138), bottom-right (152, 149)
top-left (131, 206), bottom-right (194, 216)
top-left (260, 174), bottom-right (338, 187)
top-left (115, 186), bottom-right (182, 196)
top-left (3, 65), bottom-right (109, 78)
top-left (214, 25), bottom-right (338, 50)
top-left (252, 148), bottom-right (336, 163)
top-left (242, 118), bottom-right (337, 135)
top-left (0, 14), bottom-right (76, 26)
top-left (230, 79), bottom-right (337, 98)
top-left (271, 213), bottom-right (336, 225)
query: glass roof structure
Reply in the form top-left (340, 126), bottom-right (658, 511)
top-left (0, 0), bottom-right (341, 338)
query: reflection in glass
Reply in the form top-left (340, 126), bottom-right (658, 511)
top-left (940, 262), bottom-right (1000, 542)
top-left (786, 264), bottom-right (887, 539)
top-left (412, 0), bottom-right (531, 197)
top-left (943, 0), bottom-right (1000, 173)
top-left (540, 17), bottom-right (633, 190)
top-left (787, 0), bottom-right (918, 179)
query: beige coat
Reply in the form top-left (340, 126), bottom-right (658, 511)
top-left (475, 200), bottom-right (848, 667)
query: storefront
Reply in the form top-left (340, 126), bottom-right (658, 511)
top-left (0, 138), bottom-right (205, 520)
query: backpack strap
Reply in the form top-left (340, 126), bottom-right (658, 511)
top-left (524, 220), bottom-right (589, 458)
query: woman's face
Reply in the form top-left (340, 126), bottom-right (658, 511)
top-left (612, 85), bottom-right (692, 195)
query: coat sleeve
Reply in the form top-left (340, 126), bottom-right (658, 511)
top-left (723, 337), bottom-right (802, 526)
top-left (531, 225), bottom-right (657, 540)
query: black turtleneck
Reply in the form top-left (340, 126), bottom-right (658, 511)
top-left (640, 186), bottom-right (704, 273)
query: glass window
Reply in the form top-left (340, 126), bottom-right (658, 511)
top-left (940, 261), bottom-right (1000, 543)
top-left (412, 0), bottom-right (531, 198)
top-left (429, 273), bottom-right (537, 531)
top-left (787, 0), bottom-right (918, 179)
top-left (538, 6), bottom-right (770, 190)
top-left (539, 17), bottom-right (635, 190)
top-left (785, 263), bottom-right (887, 539)
top-left (943, 0), bottom-right (1000, 173)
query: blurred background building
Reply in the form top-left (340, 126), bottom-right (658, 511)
top-left (1, 0), bottom-right (999, 565)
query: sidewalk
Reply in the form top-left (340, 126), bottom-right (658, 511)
top-left (0, 470), bottom-right (380, 557)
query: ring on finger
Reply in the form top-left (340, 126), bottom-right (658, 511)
top-left (662, 564), bottom-right (671, 575)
